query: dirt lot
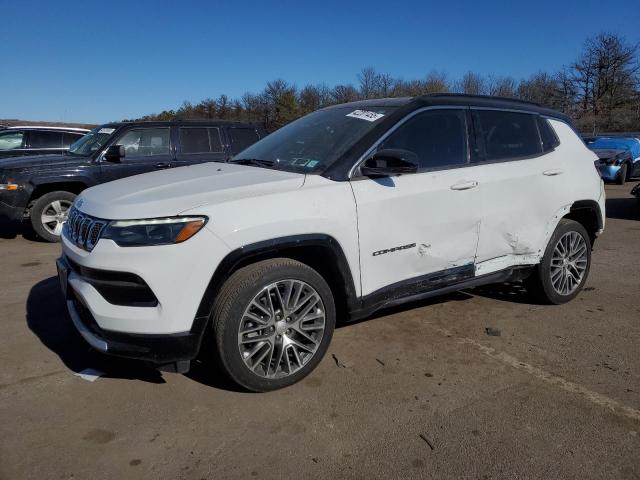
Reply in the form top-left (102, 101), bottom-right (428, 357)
top-left (1, 183), bottom-right (639, 480)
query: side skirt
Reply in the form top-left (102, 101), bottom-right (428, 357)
top-left (348, 266), bottom-right (532, 321)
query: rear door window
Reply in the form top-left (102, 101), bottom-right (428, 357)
top-left (473, 110), bottom-right (542, 161)
top-left (29, 130), bottom-right (64, 149)
top-left (180, 128), bottom-right (211, 154)
top-left (229, 128), bottom-right (259, 154)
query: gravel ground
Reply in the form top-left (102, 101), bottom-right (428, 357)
top-left (1, 182), bottom-right (639, 480)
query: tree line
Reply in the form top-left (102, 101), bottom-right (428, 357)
top-left (132, 33), bottom-right (640, 134)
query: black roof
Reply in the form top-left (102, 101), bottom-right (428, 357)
top-left (328, 94), bottom-right (570, 123)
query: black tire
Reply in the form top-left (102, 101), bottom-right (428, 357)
top-left (29, 191), bottom-right (76, 242)
top-left (525, 219), bottom-right (591, 305)
top-left (211, 258), bottom-right (336, 392)
top-left (616, 163), bottom-right (627, 185)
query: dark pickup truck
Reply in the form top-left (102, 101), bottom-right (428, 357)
top-left (0, 120), bottom-right (266, 242)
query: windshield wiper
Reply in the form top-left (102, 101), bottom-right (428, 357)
top-left (229, 158), bottom-right (275, 168)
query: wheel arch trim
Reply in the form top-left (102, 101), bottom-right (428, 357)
top-left (195, 234), bottom-right (359, 320)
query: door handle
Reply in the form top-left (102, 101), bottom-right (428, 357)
top-left (155, 162), bottom-right (172, 169)
top-left (450, 180), bottom-right (478, 191)
top-left (543, 169), bottom-right (564, 176)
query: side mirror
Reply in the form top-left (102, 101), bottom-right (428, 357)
top-left (103, 145), bottom-right (125, 163)
top-left (360, 149), bottom-right (419, 177)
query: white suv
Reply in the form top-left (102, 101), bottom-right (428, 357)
top-left (57, 95), bottom-right (605, 391)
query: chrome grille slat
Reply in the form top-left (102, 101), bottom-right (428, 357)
top-left (63, 206), bottom-right (107, 252)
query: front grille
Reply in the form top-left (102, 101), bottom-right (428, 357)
top-left (64, 207), bottom-right (107, 252)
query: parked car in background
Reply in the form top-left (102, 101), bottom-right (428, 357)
top-left (0, 120), bottom-right (265, 241)
top-left (0, 126), bottom-right (88, 159)
top-left (56, 94), bottom-right (605, 391)
top-left (586, 136), bottom-right (640, 184)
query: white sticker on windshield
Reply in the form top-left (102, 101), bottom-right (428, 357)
top-left (346, 110), bottom-right (385, 122)
top-left (98, 128), bottom-right (115, 134)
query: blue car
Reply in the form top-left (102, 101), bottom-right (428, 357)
top-left (587, 137), bottom-right (640, 185)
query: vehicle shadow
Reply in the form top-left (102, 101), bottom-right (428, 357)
top-left (0, 218), bottom-right (40, 241)
top-left (26, 276), bottom-right (246, 390)
top-left (26, 276), bottom-right (166, 384)
top-left (605, 197), bottom-right (640, 221)
top-left (468, 282), bottom-right (544, 305)
top-left (338, 291), bottom-right (475, 328)
top-left (338, 282), bottom-right (546, 328)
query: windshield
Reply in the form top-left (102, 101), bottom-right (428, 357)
top-left (232, 106), bottom-right (395, 173)
top-left (67, 126), bottom-right (117, 156)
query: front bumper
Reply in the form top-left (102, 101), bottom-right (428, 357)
top-left (0, 188), bottom-right (29, 221)
top-left (596, 164), bottom-right (622, 182)
top-left (58, 224), bottom-right (231, 362)
top-left (62, 271), bottom-right (208, 363)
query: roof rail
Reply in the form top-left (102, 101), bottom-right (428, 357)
top-left (418, 93), bottom-right (543, 108)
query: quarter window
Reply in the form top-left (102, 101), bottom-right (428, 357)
top-left (537, 117), bottom-right (560, 152)
top-left (378, 109), bottom-right (468, 169)
top-left (473, 110), bottom-right (541, 161)
top-left (116, 128), bottom-right (171, 157)
top-left (0, 131), bottom-right (25, 150)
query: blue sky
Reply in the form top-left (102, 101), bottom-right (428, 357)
top-left (1, 0), bottom-right (638, 124)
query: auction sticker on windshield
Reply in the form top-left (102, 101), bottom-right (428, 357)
top-left (346, 110), bottom-right (385, 122)
top-left (98, 128), bottom-right (115, 134)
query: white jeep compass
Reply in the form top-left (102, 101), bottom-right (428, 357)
top-left (57, 94), bottom-right (605, 391)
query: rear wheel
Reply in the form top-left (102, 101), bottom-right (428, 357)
top-left (211, 258), bottom-right (336, 392)
top-left (525, 219), bottom-right (591, 304)
top-left (30, 191), bottom-right (76, 242)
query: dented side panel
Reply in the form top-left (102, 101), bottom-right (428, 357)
top-left (474, 123), bottom-right (587, 266)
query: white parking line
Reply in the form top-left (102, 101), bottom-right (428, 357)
top-left (74, 368), bottom-right (104, 382)
top-left (428, 323), bottom-right (640, 423)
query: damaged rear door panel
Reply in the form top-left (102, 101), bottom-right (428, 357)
top-left (470, 110), bottom-right (575, 275)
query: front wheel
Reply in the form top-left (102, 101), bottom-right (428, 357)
top-left (211, 258), bottom-right (336, 392)
top-left (29, 191), bottom-right (76, 242)
top-left (525, 219), bottom-right (591, 304)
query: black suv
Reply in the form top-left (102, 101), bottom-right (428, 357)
top-left (0, 126), bottom-right (89, 159)
top-left (0, 120), bottom-right (266, 242)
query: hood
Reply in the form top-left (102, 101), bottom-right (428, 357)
top-left (0, 153), bottom-right (84, 172)
top-left (78, 162), bottom-right (306, 220)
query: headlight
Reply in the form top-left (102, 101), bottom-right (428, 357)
top-left (0, 183), bottom-right (19, 191)
top-left (101, 216), bottom-right (207, 247)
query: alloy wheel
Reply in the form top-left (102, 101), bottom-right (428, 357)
top-left (40, 199), bottom-right (72, 236)
top-left (237, 279), bottom-right (326, 379)
top-left (549, 231), bottom-right (588, 296)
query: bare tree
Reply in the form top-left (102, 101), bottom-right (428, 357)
top-left (456, 72), bottom-right (486, 95)
top-left (331, 84), bottom-right (359, 104)
top-left (423, 71), bottom-right (449, 93)
top-left (358, 67), bottom-right (380, 99)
